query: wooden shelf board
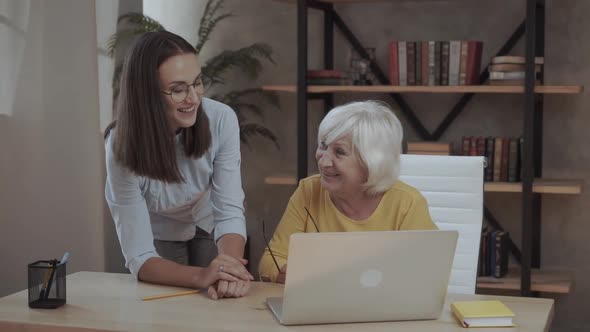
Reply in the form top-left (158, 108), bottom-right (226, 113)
top-left (484, 179), bottom-right (583, 194)
top-left (266, 176), bottom-right (584, 194)
top-left (275, 0), bottom-right (391, 4)
top-left (262, 84), bottom-right (584, 94)
top-left (477, 268), bottom-right (572, 294)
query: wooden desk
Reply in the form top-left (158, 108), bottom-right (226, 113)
top-left (0, 272), bottom-right (553, 332)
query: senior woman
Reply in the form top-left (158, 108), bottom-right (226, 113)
top-left (258, 100), bottom-right (437, 283)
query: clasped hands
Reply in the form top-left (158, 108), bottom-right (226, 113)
top-left (200, 254), bottom-right (254, 300)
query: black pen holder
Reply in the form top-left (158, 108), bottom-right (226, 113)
top-left (28, 260), bottom-right (66, 309)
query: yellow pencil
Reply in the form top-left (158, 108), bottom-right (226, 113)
top-left (141, 289), bottom-right (200, 301)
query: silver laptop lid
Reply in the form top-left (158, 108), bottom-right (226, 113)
top-left (280, 230), bottom-right (458, 325)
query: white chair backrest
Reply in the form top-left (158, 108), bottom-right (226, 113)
top-left (399, 154), bottom-right (484, 294)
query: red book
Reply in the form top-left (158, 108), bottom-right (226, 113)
top-left (476, 136), bottom-right (486, 156)
top-left (465, 41), bottom-right (483, 85)
top-left (462, 136), bottom-right (471, 156)
top-left (469, 137), bottom-right (478, 156)
top-left (307, 69), bottom-right (342, 78)
top-left (389, 42), bottom-right (399, 85)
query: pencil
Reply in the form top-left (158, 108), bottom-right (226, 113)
top-left (141, 289), bottom-right (200, 301)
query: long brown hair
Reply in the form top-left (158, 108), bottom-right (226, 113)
top-left (105, 31), bottom-right (211, 183)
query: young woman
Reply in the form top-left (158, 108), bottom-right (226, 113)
top-left (105, 31), bottom-right (252, 299)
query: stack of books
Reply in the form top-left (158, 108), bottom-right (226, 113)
top-left (406, 141), bottom-right (451, 155)
top-left (488, 55), bottom-right (543, 85)
top-left (389, 41), bottom-right (483, 86)
top-left (307, 69), bottom-right (350, 85)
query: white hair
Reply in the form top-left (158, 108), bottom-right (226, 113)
top-left (317, 100), bottom-right (403, 195)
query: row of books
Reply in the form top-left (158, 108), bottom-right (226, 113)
top-left (462, 136), bottom-right (523, 182)
top-left (478, 229), bottom-right (510, 278)
top-left (389, 40), bottom-right (483, 86)
top-left (488, 56), bottom-right (544, 86)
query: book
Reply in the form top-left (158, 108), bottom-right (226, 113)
top-left (465, 41), bottom-right (484, 85)
top-left (484, 137), bottom-right (494, 182)
top-left (421, 41), bottom-right (429, 86)
top-left (407, 41), bottom-right (416, 85)
top-left (407, 142), bottom-right (451, 156)
top-left (491, 55), bottom-right (544, 65)
top-left (458, 40), bottom-right (468, 85)
top-left (488, 63), bottom-right (541, 72)
top-left (493, 231), bottom-right (509, 278)
top-left (398, 41), bottom-right (407, 86)
top-left (407, 141), bottom-right (451, 154)
top-left (415, 41), bottom-right (422, 86)
top-left (389, 42), bottom-right (399, 85)
top-left (307, 69), bottom-right (343, 78)
top-left (440, 41), bottom-right (450, 85)
top-left (448, 40), bottom-right (461, 86)
top-left (493, 137), bottom-right (503, 181)
top-left (508, 137), bottom-right (520, 182)
top-left (461, 136), bottom-right (471, 156)
top-left (489, 79), bottom-right (541, 85)
top-left (451, 300), bottom-right (515, 328)
top-left (427, 41), bottom-right (436, 85)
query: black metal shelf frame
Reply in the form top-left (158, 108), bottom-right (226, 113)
top-left (295, 0), bottom-right (546, 296)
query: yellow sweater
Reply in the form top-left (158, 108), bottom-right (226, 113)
top-left (258, 175), bottom-right (437, 282)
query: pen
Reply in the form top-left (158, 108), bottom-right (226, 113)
top-left (42, 259), bottom-right (58, 300)
top-left (59, 252), bottom-right (70, 265)
top-left (141, 289), bottom-right (200, 301)
top-left (39, 263), bottom-right (53, 300)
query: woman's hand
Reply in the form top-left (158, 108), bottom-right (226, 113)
top-left (208, 279), bottom-right (251, 300)
top-left (277, 264), bottom-right (287, 284)
top-left (196, 254), bottom-right (253, 291)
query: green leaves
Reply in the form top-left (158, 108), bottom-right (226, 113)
top-left (195, 0), bottom-right (234, 54)
top-left (202, 43), bottom-right (275, 88)
top-left (106, 12), bottom-right (165, 57)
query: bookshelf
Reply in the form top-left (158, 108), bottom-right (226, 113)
top-left (263, 84), bottom-right (583, 94)
top-left (264, 176), bottom-right (584, 195)
top-left (477, 268), bottom-right (572, 294)
top-left (270, 0), bottom-right (582, 296)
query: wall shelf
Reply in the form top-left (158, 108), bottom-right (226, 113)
top-left (477, 268), bottom-right (572, 294)
top-left (262, 84), bottom-right (584, 94)
top-left (265, 175), bottom-right (584, 195)
top-left (485, 179), bottom-right (584, 194)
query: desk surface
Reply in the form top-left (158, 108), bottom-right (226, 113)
top-left (0, 272), bottom-right (553, 332)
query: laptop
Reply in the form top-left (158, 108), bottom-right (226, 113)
top-left (267, 230), bottom-right (458, 325)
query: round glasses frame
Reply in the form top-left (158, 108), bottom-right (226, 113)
top-left (161, 78), bottom-right (206, 103)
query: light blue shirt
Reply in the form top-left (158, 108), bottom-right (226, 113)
top-left (105, 98), bottom-right (246, 276)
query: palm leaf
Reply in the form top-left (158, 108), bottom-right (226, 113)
top-left (106, 13), bottom-right (165, 57)
top-left (202, 43), bottom-right (275, 87)
top-left (195, 0), bottom-right (234, 53)
top-left (240, 123), bottom-right (279, 149)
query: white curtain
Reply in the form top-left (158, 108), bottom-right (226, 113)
top-left (95, 0), bottom-right (119, 132)
top-left (0, 0), bottom-right (30, 116)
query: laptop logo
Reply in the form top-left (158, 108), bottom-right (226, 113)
top-left (360, 269), bottom-right (383, 288)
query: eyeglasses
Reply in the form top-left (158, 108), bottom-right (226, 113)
top-left (260, 208), bottom-right (320, 275)
top-left (261, 219), bottom-right (281, 273)
top-left (161, 77), bottom-right (205, 103)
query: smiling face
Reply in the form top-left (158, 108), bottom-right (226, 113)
top-left (158, 53), bottom-right (203, 133)
top-left (315, 137), bottom-right (368, 197)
